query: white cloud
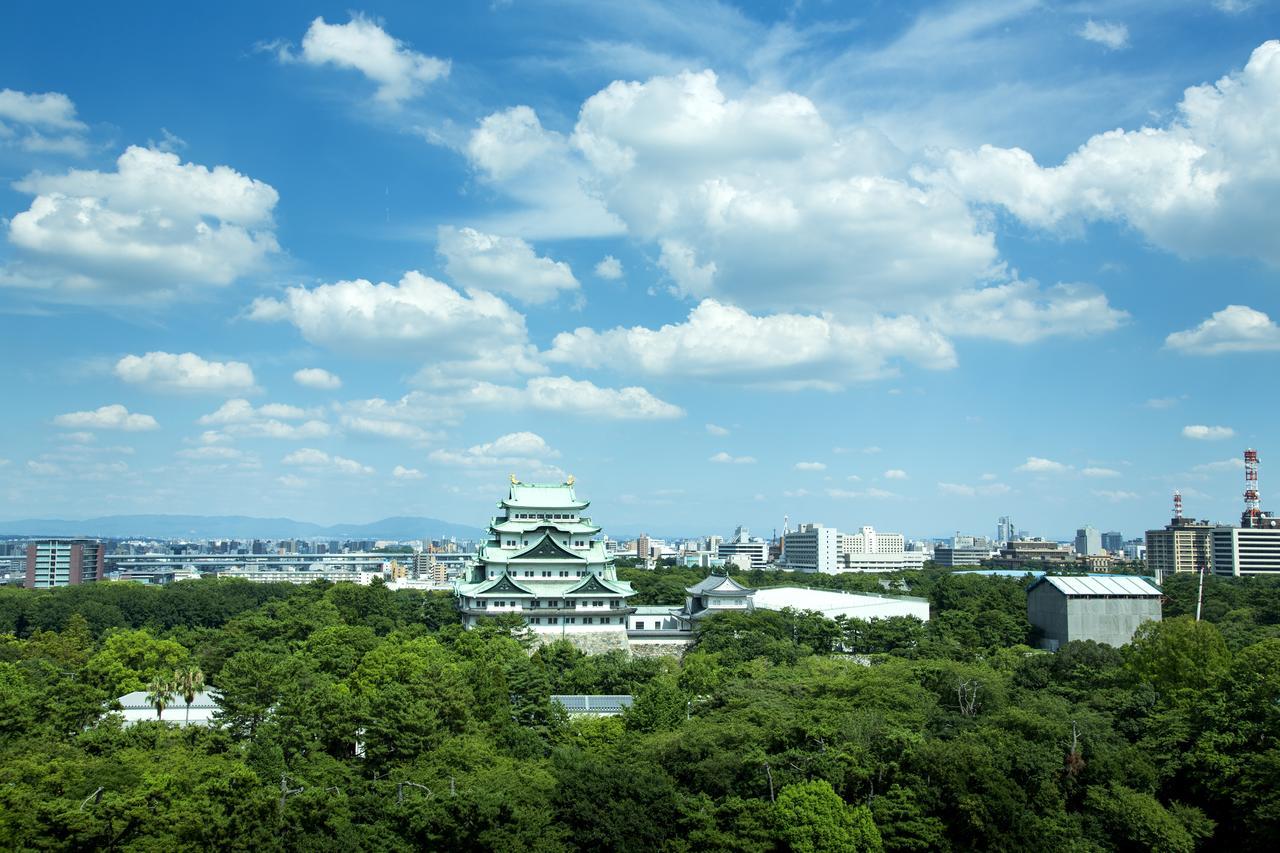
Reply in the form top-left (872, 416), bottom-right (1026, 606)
top-left (1213, 1), bottom-right (1257, 13)
top-left (293, 367), bottom-right (342, 389)
top-left (1093, 489), bottom-right (1141, 502)
top-left (795, 461), bottom-right (826, 471)
top-left (1078, 20), bottom-right (1129, 51)
top-left (1183, 424), bottom-right (1235, 440)
top-left (1082, 467), bottom-right (1121, 478)
top-left (827, 487), bottom-right (897, 499)
top-left (1192, 458), bottom-right (1244, 473)
top-left (197, 399), bottom-right (329, 440)
top-left (1145, 396), bottom-right (1182, 409)
top-left (282, 447), bottom-right (373, 475)
top-left (340, 415), bottom-right (439, 443)
top-left (176, 446), bottom-right (245, 461)
top-left (546, 298), bottom-right (955, 388)
top-left (53, 404), bottom-right (158, 432)
top-left (61, 432), bottom-right (95, 444)
top-left (567, 69), bottom-right (999, 314)
top-left (926, 40), bottom-right (1280, 265)
top-left (248, 271), bottom-right (539, 375)
top-left (5, 146), bottom-right (279, 302)
top-left (1166, 305), bottom-right (1280, 354)
top-left (1016, 456), bottom-right (1070, 473)
top-left (393, 465), bottom-right (425, 480)
top-left (277, 474), bottom-right (308, 489)
top-left (710, 451), bottom-right (755, 464)
top-left (28, 461), bottom-right (63, 476)
top-left (115, 351), bottom-right (256, 393)
top-left (465, 105), bottom-right (626, 239)
top-left (705, 423), bottom-right (729, 436)
top-left (884, 469), bottom-right (908, 479)
top-left (436, 226), bottom-right (578, 304)
top-left (292, 14), bottom-right (448, 104)
top-left (516, 376), bottom-right (682, 419)
top-left (938, 481), bottom-right (1011, 497)
top-left (932, 281), bottom-right (1127, 344)
top-left (595, 255), bottom-right (624, 280)
top-left (0, 88), bottom-right (87, 155)
top-left (428, 431), bottom-right (561, 473)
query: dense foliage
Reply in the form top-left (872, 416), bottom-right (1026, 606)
top-left (1, 569), bottom-right (1278, 850)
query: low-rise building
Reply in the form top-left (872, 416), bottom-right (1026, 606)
top-left (1026, 575), bottom-right (1162, 651)
top-left (1211, 526), bottom-right (1280, 576)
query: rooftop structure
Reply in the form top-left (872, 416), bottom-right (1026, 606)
top-left (114, 689), bottom-right (220, 726)
top-left (551, 695), bottom-right (634, 716)
top-left (454, 477), bottom-right (635, 652)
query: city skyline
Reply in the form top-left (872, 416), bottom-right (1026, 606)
top-left (2, 2), bottom-right (1279, 535)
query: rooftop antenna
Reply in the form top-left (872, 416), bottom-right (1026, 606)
top-left (1173, 490), bottom-right (1183, 520)
top-left (1244, 448), bottom-right (1261, 526)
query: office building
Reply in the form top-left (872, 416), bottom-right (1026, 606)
top-left (636, 534), bottom-right (651, 561)
top-left (1145, 493), bottom-right (1215, 581)
top-left (838, 526), bottom-right (926, 572)
top-left (25, 539), bottom-right (104, 589)
top-left (454, 477), bottom-right (635, 652)
top-left (782, 523), bottom-right (840, 573)
top-left (933, 545), bottom-right (991, 567)
top-left (1210, 526), bottom-right (1280, 576)
top-left (997, 516), bottom-right (1015, 544)
top-left (988, 539), bottom-right (1076, 569)
top-left (1027, 575), bottom-right (1162, 650)
top-left (717, 526), bottom-right (769, 570)
top-left (1075, 526), bottom-right (1102, 557)
top-left (1101, 531), bottom-right (1125, 552)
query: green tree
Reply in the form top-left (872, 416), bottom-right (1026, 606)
top-left (774, 779), bottom-right (883, 853)
top-left (146, 675), bottom-right (176, 721)
top-left (173, 665), bottom-right (205, 725)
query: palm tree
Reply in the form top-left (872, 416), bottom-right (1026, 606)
top-left (173, 666), bottom-right (205, 725)
top-left (146, 676), bottom-right (175, 722)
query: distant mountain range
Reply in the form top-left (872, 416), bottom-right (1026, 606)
top-left (0, 514), bottom-right (487, 541)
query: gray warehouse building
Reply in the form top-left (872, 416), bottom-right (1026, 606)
top-left (1026, 575), bottom-right (1162, 651)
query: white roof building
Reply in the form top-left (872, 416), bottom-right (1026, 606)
top-left (751, 587), bottom-right (930, 621)
top-left (113, 688), bottom-right (220, 726)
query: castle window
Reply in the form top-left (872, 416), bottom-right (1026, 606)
top-left (548, 617), bottom-right (558, 625)
top-left (583, 617), bottom-right (593, 624)
top-left (635, 621), bottom-right (644, 630)
top-left (530, 618), bottom-right (541, 625)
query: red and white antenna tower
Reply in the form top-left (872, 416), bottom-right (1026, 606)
top-left (1173, 490), bottom-right (1183, 520)
top-left (1244, 448), bottom-right (1261, 524)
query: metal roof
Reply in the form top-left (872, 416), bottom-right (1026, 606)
top-left (1032, 575), bottom-right (1161, 597)
top-left (117, 689), bottom-right (220, 711)
top-left (551, 694), bottom-right (634, 715)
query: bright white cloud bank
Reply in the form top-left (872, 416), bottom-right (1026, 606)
top-left (1078, 20), bottom-right (1129, 51)
top-left (928, 40), bottom-right (1280, 265)
top-left (293, 368), bottom-right (343, 389)
top-left (1166, 305), bottom-right (1280, 354)
top-left (282, 448), bottom-right (373, 475)
top-left (53, 404), bottom-right (158, 431)
top-left (115, 352), bottom-right (256, 393)
top-left (1183, 424), bottom-right (1235, 440)
top-left (5, 146), bottom-right (278, 302)
top-left (436, 226), bottom-right (578, 304)
top-left (0, 88), bottom-right (87, 154)
top-left (198, 399), bottom-right (329, 440)
top-left (294, 14), bottom-right (448, 104)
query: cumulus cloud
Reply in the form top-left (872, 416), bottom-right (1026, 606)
top-left (393, 465), bottom-right (425, 479)
top-left (1165, 305), bottom-right (1280, 354)
top-left (1183, 424), bottom-right (1235, 440)
top-left (465, 105), bottom-right (626, 238)
top-left (53, 404), bottom-right (158, 431)
top-left (114, 351), bottom-right (256, 393)
top-left (710, 451), bottom-right (755, 464)
top-left (176, 445), bottom-right (245, 461)
top-left (293, 367), bottom-right (342, 389)
top-left (428, 431), bottom-right (561, 473)
top-left (0, 88), bottom-right (87, 154)
top-left (932, 281), bottom-right (1127, 343)
top-left (1078, 20), bottom-right (1129, 50)
top-left (545, 298), bottom-right (956, 388)
top-left (4, 146), bottom-right (279, 302)
top-left (706, 423), bottom-right (729, 436)
top-left (1082, 467), bottom-right (1121, 478)
top-left (938, 481), bottom-right (1012, 497)
top-left (436, 226), bottom-right (578, 304)
top-left (248, 271), bottom-right (540, 376)
top-left (926, 41), bottom-right (1280, 265)
top-left (595, 255), bottom-right (624, 280)
top-left (795, 461), bottom-right (826, 471)
top-left (198, 399), bottom-right (329, 440)
top-left (282, 447), bottom-right (373, 475)
top-left (1213, 1), bottom-right (1257, 13)
top-left (289, 14), bottom-right (448, 104)
top-left (1093, 489), bottom-right (1141, 502)
top-left (1017, 456), bottom-right (1070, 473)
top-left (884, 469), bottom-right (908, 479)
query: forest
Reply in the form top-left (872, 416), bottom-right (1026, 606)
top-left (1, 567), bottom-right (1278, 851)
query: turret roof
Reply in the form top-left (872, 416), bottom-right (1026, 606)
top-left (686, 572), bottom-right (756, 596)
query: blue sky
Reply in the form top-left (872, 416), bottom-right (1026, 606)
top-left (1, 0), bottom-right (1278, 541)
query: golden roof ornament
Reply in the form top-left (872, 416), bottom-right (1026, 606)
top-left (510, 472), bottom-right (518, 484)
top-left (566, 474), bottom-right (575, 486)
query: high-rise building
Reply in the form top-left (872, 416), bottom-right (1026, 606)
top-left (1101, 531), bottom-right (1124, 552)
top-left (636, 534), bottom-right (651, 561)
top-left (25, 539), bottom-right (104, 589)
top-left (454, 477), bottom-right (635, 650)
top-left (838, 526), bottom-right (926, 572)
top-left (997, 516), bottom-right (1015, 544)
top-left (1075, 526), bottom-right (1102, 556)
top-left (1211, 526), bottom-right (1280, 576)
top-left (1146, 493), bottom-right (1215, 581)
top-left (781, 523), bottom-right (840, 573)
top-left (718, 525), bottom-right (769, 570)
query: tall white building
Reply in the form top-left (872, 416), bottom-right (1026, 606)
top-left (838, 526), bottom-right (926, 572)
top-left (1211, 526), bottom-right (1280, 576)
top-left (781, 523), bottom-right (840, 573)
top-left (717, 526), bottom-right (769, 570)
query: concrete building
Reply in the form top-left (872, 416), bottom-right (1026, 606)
top-left (1210, 526), bottom-right (1280, 576)
top-left (114, 689), bottom-right (220, 726)
top-left (989, 539), bottom-right (1076, 569)
top-left (1146, 514), bottom-right (1215, 582)
top-left (717, 526), bottom-right (769, 570)
top-left (1075, 526), bottom-right (1103, 557)
top-left (932, 545), bottom-right (992, 567)
top-left (454, 477), bottom-right (635, 652)
top-left (1101, 531), bottom-right (1125, 553)
top-left (782, 523), bottom-right (840, 572)
top-left (997, 516), bottom-right (1015, 544)
top-left (25, 539), bottom-right (104, 589)
top-left (1026, 575), bottom-right (1162, 650)
top-left (837, 526), bottom-right (926, 572)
